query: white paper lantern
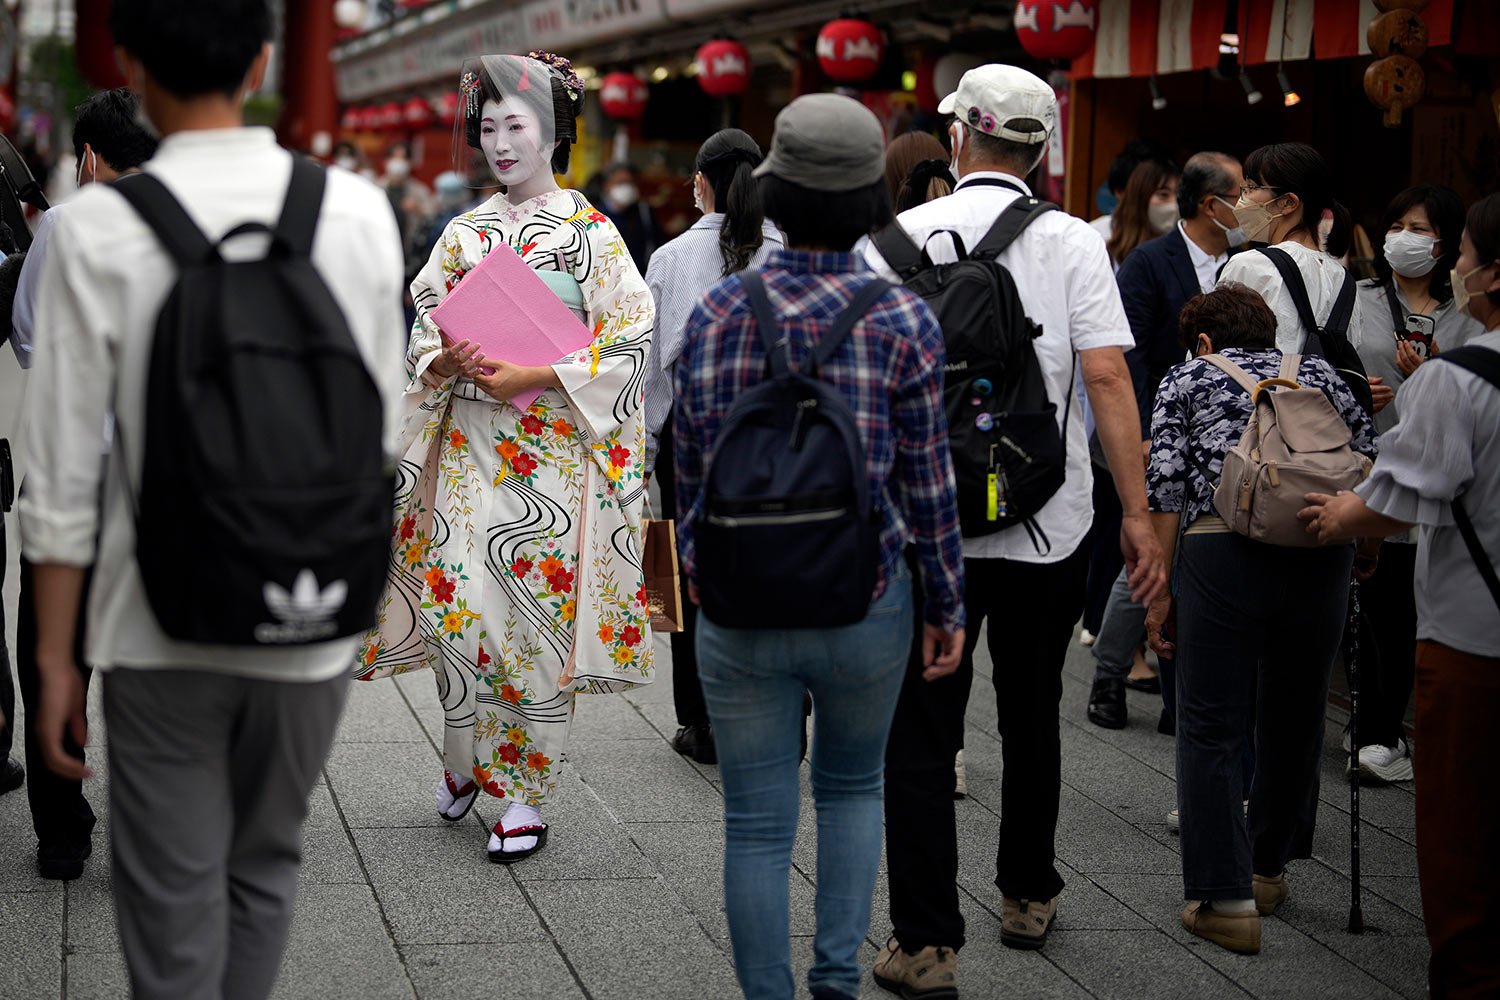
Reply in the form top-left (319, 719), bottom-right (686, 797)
top-left (333, 0), bottom-right (368, 29)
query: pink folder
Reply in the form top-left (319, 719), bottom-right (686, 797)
top-left (430, 243), bottom-right (594, 411)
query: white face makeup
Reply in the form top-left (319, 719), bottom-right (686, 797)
top-left (479, 96), bottom-right (556, 201)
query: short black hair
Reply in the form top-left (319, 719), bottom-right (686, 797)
top-left (760, 175), bottom-right (891, 252)
top-left (1466, 192), bottom-right (1500, 310)
top-left (1176, 152), bottom-right (1238, 221)
top-left (604, 161), bottom-right (638, 179)
top-left (73, 88), bottom-right (158, 170)
top-left (110, 0), bottom-right (271, 99)
top-left (965, 119), bottom-right (1047, 176)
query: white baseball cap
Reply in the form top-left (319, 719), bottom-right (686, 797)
top-left (938, 64), bottom-right (1057, 145)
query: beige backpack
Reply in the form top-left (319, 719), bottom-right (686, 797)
top-left (1206, 354), bottom-right (1372, 547)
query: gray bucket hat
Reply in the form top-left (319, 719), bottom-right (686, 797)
top-left (753, 93), bottom-right (886, 192)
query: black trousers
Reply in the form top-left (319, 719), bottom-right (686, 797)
top-left (1081, 469), bottom-right (1124, 635)
top-left (1358, 541), bottom-right (1417, 748)
top-left (884, 546), bottom-right (1088, 951)
top-left (17, 556), bottom-right (97, 847)
top-left (0, 515), bottom-right (14, 761)
top-left (654, 417), bottom-right (708, 728)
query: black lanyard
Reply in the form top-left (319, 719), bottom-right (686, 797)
top-left (956, 177), bottom-right (1030, 198)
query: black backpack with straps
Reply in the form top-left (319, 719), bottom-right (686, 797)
top-left (873, 189), bottom-right (1065, 548)
top-left (694, 271), bottom-right (888, 630)
top-left (1255, 246), bottom-right (1374, 416)
top-left (113, 159), bottom-right (393, 647)
top-left (1436, 346), bottom-right (1500, 614)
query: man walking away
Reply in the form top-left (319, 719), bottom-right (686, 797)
top-left (862, 64), bottom-right (1165, 990)
top-left (22, 2), bottom-right (406, 997)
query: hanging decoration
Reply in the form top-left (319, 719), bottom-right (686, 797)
top-left (816, 18), bottom-right (885, 84)
top-left (435, 91), bottom-right (460, 127)
top-left (404, 96), bottom-right (434, 129)
top-left (599, 72), bottom-right (650, 120)
top-left (1365, 0), bottom-right (1428, 127)
top-left (340, 107), bottom-right (362, 132)
top-left (376, 102), bottom-right (404, 131)
top-left (695, 39), bottom-right (751, 98)
top-left (1013, 0), bottom-right (1099, 62)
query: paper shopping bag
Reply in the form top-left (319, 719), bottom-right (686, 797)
top-left (644, 519), bottom-right (684, 633)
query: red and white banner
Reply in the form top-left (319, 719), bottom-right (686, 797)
top-left (1073, 0), bottom-right (1457, 80)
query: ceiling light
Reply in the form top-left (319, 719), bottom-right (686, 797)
top-left (1150, 77), bottom-right (1166, 111)
top-left (1278, 67), bottom-right (1301, 107)
top-left (1240, 70), bottom-right (1263, 105)
top-left (1218, 32), bottom-right (1240, 55)
top-left (651, 66), bottom-right (670, 83)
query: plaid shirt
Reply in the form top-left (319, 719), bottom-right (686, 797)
top-left (673, 248), bottom-right (965, 632)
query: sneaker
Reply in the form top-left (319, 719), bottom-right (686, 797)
top-left (1352, 739), bottom-right (1414, 783)
top-left (1079, 629), bottom-right (1097, 647)
top-left (953, 750), bottom-right (967, 800)
top-left (1167, 808), bottom-right (1180, 833)
top-left (38, 840), bottom-right (92, 881)
top-left (871, 936), bottom-right (958, 999)
top-left (1252, 873), bottom-right (1289, 916)
top-left (671, 724), bottom-right (717, 765)
top-left (1000, 895), bottom-right (1057, 950)
top-left (1181, 901), bottom-right (1261, 955)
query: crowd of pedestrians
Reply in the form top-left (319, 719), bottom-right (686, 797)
top-left (0, 2), bottom-right (1496, 999)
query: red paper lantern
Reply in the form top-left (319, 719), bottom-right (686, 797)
top-left (1014, 0), bottom-right (1098, 61)
top-left (376, 102), bottom-right (404, 131)
top-left (599, 72), bottom-right (650, 120)
top-left (403, 96), bottom-right (433, 129)
top-left (695, 40), bottom-right (751, 98)
top-left (817, 18), bottom-right (885, 84)
top-left (436, 92), bottom-right (460, 127)
top-left (340, 107), bottom-right (361, 132)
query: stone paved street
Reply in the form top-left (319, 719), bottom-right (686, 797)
top-left (0, 606), bottom-right (1430, 998)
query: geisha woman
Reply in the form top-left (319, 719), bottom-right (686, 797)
top-left (356, 51), bottom-right (655, 862)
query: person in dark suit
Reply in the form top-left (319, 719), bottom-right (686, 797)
top-left (1087, 152), bottom-right (1244, 735)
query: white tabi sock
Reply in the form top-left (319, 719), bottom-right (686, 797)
top-left (489, 802), bottom-right (543, 853)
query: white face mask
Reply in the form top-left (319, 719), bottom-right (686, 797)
top-left (334, 155), bottom-right (358, 172)
top-left (384, 157), bottom-right (411, 181)
top-left (608, 183), bottom-right (639, 209)
top-left (1148, 201), bottom-right (1180, 234)
top-left (1384, 230), bottom-right (1439, 278)
top-left (1210, 196), bottom-right (1248, 248)
top-left (1451, 263), bottom-right (1491, 318)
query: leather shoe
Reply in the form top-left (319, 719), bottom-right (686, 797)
top-left (671, 724), bottom-right (717, 765)
top-left (38, 840), bottom-right (92, 881)
top-left (0, 757), bottom-right (23, 796)
top-left (1087, 678), bottom-right (1127, 730)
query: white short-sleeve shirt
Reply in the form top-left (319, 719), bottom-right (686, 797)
top-left (862, 172), bottom-right (1134, 564)
top-left (1217, 240), bottom-right (1364, 355)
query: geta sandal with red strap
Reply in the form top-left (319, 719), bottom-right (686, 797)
top-left (487, 822), bottom-right (549, 864)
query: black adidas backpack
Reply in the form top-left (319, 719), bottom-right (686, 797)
top-left (693, 271), bottom-right (889, 630)
top-left (113, 159), bottom-right (393, 646)
top-left (873, 190), bottom-right (1064, 548)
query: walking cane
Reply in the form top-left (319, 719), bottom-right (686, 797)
top-left (1344, 579), bottom-right (1366, 934)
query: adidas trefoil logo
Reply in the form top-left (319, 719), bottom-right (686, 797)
top-left (255, 569), bottom-right (347, 644)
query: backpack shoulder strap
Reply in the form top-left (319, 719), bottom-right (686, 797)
top-left (112, 173), bottom-right (216, 266)
top-left (736, 270), bottom-right (790, 378)
top-left (972, 197), bottom-right (1057, 260)
top-left (1278, 353), bottom-right (1302, 382)
top-left (1382, 278), bottom-right (1406, 335)
top-left (1325, 270), bottom-right (1357, 338)
top-left (1256, 246), bottom-right (1323, 349)
top-left (1202, 353), bottom-right (1260, 396)
top-left (871, 223), bottom-right (926, 281)
top-left (812, 278), bottom-right (891, 370)
top-left (274, 157), bottom-right (327, 257)
top-left (1437, 345), bottom-right (1500, 390)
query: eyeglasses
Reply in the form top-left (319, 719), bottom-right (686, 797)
top-left (1238, 182), bottom-right (1282, 198)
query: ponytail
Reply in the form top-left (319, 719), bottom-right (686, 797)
top-left (1322, 200), bottom-right (1352, 260)
top-left (718, 159), bottom-right (764, 276)
top-left (695, 129), bottom-right (767, 278)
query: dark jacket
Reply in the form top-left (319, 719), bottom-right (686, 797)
top-left (1117, 226), bottom-right (1216, 437)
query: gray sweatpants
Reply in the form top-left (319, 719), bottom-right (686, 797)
top-left (103, 667), bottom-right (349, 1000)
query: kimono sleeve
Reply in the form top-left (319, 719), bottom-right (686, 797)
top-left (406, 215), bottom-right (471, 388)
top-left (553, 212), bottom-right (654, 450)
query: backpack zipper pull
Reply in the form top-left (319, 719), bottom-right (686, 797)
top-left (790, 398), bottom-right (816, 451)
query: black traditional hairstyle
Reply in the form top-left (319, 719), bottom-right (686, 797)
top-left (463, 52), bottom-right (585, 174)
top-left (696, 129), bottom-right (766, 276)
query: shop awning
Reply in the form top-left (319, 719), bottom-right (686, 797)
top-left (1071, 0), bottom-right (1460, 80)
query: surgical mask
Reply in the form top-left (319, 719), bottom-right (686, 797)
top-left (1452, 263), bottom-right (1490, 318)
top-left (384, 157), bottom-right (411, 181)
top-left (334, 155), bottom-right (358, 172)
top-left (607, 183), bottom-right (638, 208)
top-left (1233, 194), bottom-right (1285, 245)
top-left (76, 148), bottom-right (97, 186)
top-left (1383, 230), bottom-right (1439, 278)
top-left (949, 124), bottom-right (965, 179)
top-left (1210, 196), bottom-right (1247, 248)
top-left (1148, 201), bottom-right (1180, 234)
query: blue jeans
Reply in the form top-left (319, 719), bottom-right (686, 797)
top-left (698, 567), bottom-right (913, 1000)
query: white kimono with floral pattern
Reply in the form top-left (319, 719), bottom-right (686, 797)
top-left (356, 189), bottom-right (654, 807)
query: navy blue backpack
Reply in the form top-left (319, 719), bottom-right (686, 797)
top-left (694, 271), bottom-right (889, 629)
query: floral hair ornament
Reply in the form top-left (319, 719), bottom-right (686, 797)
top-left (460, 69), bottom-right (483, 119)
top-left (526, 49), bottom-right (585, 104)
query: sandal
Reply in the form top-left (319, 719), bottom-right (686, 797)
top-left (487, 822), bottom-right (549, 864)
top-left (436, 770), bottom-right (479, 823)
